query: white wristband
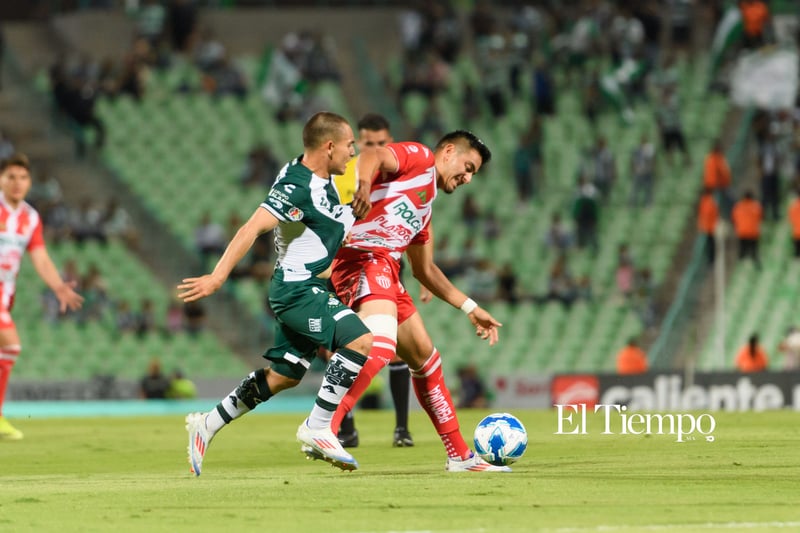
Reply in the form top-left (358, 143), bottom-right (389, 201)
top-left (460, 298), bottom-right (478, 315)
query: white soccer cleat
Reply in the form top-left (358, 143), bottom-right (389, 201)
top-left (185, 412), bottom-right (212, 476)
top-left (445, 453), bottom-right (512, 473)
top-left (297, 418), bottom-right (359, 471)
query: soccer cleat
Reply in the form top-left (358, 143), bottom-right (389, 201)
top-left (337, 430), bottom-right (359, 448)
top-left (392, 427), bottom-right (414, 447)
top-left (297, 418), bottom-right (358, 471)
top-left (0, 417), bottom-right (23, 440)
top-left (445, 453), bottom-right (512, 473)
top-left (185, 412), bottom-right (212, 476)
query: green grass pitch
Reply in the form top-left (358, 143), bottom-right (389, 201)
top-left (1, 409), bottom-right (798, 532)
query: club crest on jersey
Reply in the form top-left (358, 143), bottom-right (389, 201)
top-left (287, 207), bottom-right (304, 221)
top-left (375, 274), bottom-right (391, 289)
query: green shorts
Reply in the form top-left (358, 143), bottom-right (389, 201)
top-left (264, 275), bottom-right (369, 380)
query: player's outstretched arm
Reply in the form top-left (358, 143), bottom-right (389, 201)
top-left (29, 246), bottom-right (84, 313)
top-left (406, 234), bottom-right (502, 345)
top-left (352, 146), bottom-right (399, 219)
top-left (178, 207), bottom-right (279, 302)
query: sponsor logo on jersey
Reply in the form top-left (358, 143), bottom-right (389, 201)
top-left (308, 317), bottom-right (322, 333)
top-left (416, 190), bottom-right (427, 203)
top-left (287, 207), bottom-right (304, 221)
top-left (375, 274), bottom-right (391, 289)
top-left (269, 188), bottom-right (290, 203)
top-left (386, 197), bottom-right (423, 232)
top-left (406, 145), bottom-right (419, 153)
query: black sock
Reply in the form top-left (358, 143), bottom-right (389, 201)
top-left (339, 410), bottom-right (356, 435)
top-left (389, 361), bottom-right (410, 429)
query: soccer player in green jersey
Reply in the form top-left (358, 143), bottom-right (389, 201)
top-left (179, 112), bottom-right (373, 473)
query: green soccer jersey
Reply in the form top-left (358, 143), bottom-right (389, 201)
top-left (261, 156), bottom-right (356, 282)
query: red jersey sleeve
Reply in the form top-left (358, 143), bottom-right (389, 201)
top-left (385, 142), bottom-right (434, 181)
top-left (26, 217), bottom-right (45, 251)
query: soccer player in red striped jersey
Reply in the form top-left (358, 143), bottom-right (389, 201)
top-left (330, 131), bottom-right (509, 472)
top-left (0, 154), bottom-right (83, 440)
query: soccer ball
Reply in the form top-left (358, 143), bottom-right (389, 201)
top-left (473, 413), bottom-right (528, 466)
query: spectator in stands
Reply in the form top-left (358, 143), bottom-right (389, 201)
top-left (193, 26), bottom-right (226, 72)
top-left (512, 118), bottom-right (543, 204)
top-left (533, 58), bottom-right (556, 117)
top-left (70, 197), bottom-right (106, 245)
top-left (101, 197), bottom-right (139, 249)
top-left (461, 192), bottom-right (481, 231)
top-left (735, 333), bottom-right (768, 372)
top-left (207, 56), bottom-right (248, 99)
top-left (534, 254), bottom-right (576, 309)
top-left (544, 212), bottom-right (572, 254)
top-left (167, 368), bottom-right (198, 399)
top-left (431, 235), bottom-right (465, 278)
top-left (574, 274), bottom-right (594, 304)
top-left (240, 144), bottom-right (279, 189)
top-left (616, 338), bottom-right (649, 375)
top-left (778, 326), bottom-right (800, 370)
top-left (656, 86), bottom-right (689, 167)
top-left (731, 190), bottom-right (763, 269)
top-left (48, 58), bottom-right (106, 156)
top-left (140, 358), bottom-right (171, 399)
top-left (703, 139), bottom-right (732, 213)
top-left (789, 188), bottom-right (800, 259)
top-left (117, 54), bottom-right (146, 101)
top-left (183, 300), bottom-right (206, 336)
top-left (134, 298), bottom-right (157, 338)
top-left (581, 137), bottom-right (616, 201)
top-left (758, 128), bottom-right (782, 222)
top-left (113, 299), bottom-right (137, 335)
top-left (456, 364), bottom-right (488, 408)
top-left (739, 0), bottom-right (771, 49)
top-left (464, 259), bottom-right (498, 302)
top-left (572, 179), bottom-right (599, 255)
top-left (414, 99), bottom-right (445, 144)
top-left (134, 0), bottom-right (167, 47)
top-left (666, 0), bottom-right (694, 57)
top-left (582, 69), bottom-right (602, 130)
top-left (632, 267), bottom-right (657, 329)
top-left (80, 263), bottom-right (109, 323)
top-left (497, 263), bottom-right (519, 306)
top-left (697, 187), bottom-right (720, 264)
top-left (483, 209), bottom-right (500, 242)
top-left (167, 0), bottom-right (198, 53)
top-left (194, 211), bottom-right (226, 267)
top-left (165, 298), bottom-right (185, 337)
top-left (615, 243), bottom-right (635, 299)
top-left (630, 134), bottom-right (656, 208)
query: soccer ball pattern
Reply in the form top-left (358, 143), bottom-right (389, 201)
top-left (473, 413), bottom-right (528, 466)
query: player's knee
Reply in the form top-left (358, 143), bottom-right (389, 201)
top-left (346, 331), bottom-right (373, 357)
top-left (265, 367), bottom-right (300, 394)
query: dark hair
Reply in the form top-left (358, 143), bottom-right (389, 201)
top-left (748, 333), bottom-right (759, 356)
top-left (357, 113), bottom-right (390, 132)
top-left (302, 112), bottom-right (350, 149)
top-left (435, 130), bottom-right (492, 165)
top-left (0, 153), bottom-right (30, 173)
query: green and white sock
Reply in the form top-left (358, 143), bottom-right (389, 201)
top-left (307, 348), bottom-right (367, 430)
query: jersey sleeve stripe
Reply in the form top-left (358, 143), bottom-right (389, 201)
top-left (260, 202), bottom-right (286, 221)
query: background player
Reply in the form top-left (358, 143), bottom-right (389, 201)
top-left (180, 112), bottom-right (373, 473)
top-left (0, 154), bottom-right (84, 440)
top-left (330, 131), bottom-right (509, 472)
top-left (330, 113), bottom-right (414, 448)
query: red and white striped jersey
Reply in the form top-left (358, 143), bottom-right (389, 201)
top-left (0, 194), bottom-right (44, 307)
top-left (345, 142), bottom-right (438, 260)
